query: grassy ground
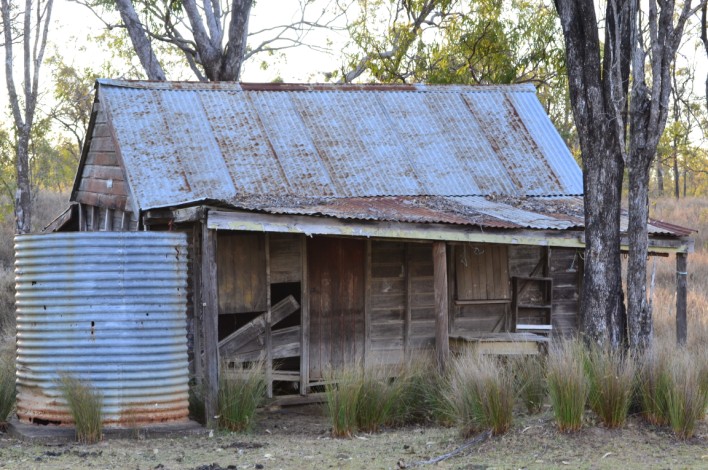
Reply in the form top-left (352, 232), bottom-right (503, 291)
top-left (0, 405), bottom-right (705, 469)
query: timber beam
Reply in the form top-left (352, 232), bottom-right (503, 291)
top-left (207, 209), bottom-right (693, 253)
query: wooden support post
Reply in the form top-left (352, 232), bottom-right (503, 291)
top-left (676, 252), bottom-right (688, 345)
top-left (265, 234), bottom-right (273, 398)
top-left (447, 245), bottom-right (456, 333)
top-left (78, 204), bottom-right (85, 232)
top-left (433, 241), bottom-right (449, 371)
top-left (104, 209), bottom-right (114, 231)
top-left (200, 220), bottom-right (219, 428)
top-left (404, 244), bottom-right (412, 356)
top-left (364, 239), bottom-right (372, 366)
top-left (299, 236), bottom-right (309, 395)
top-left (191, 223), bottom-right (203, 385)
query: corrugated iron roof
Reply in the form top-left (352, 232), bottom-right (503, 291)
top-left (210, 194), bottom-right (690, 237)
top-left (95, 80), bottom-right (583, 212)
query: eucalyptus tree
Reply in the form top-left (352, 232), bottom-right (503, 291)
top-left (83, 0), bottom-right (348, 81)
top-left (1, 0), bottom-right (55, 234)
top-left (555, 0), bottom-right (702, 348)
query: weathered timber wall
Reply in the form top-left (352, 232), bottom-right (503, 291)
top-left (75, 101), bottom-right (131, 212)
top-left (454, 243), bottom-right (510, 332)
top-left (550, 248), bottom-right (581, 336)
top-left (217, 232), bottom-right (267, 314)
top-left (307, 237), bottom-right (366, 379)
top-left (269, 233), bottom-right (302, 284)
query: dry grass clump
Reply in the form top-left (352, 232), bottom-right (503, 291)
top-left (546, 339), bottom-right (588, 432)
top-left (636, 343), bottom-right (672, 426)
top-left (59, 375), bottom-right (103, 444)
top-left (584, 345), bottom-right (635, 428)
top-left (324, 357), bottom-right (442, 437)
top-left (664, 348), bottom-right (707, 439)
top-left (0, 350), bottom-right (15, 425)
top-left (0, 268), bottom-right (15, 339)
top-left (446, 351), bottom-right (515, 437)
top-left (218, 361), bottom-right (267, 432)
top-left (512, 355), bottom-right (546, 414)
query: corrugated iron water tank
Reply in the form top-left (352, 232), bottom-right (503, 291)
top-left (14, 232), bottom-right (190, 426)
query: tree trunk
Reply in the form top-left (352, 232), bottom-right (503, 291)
top-left (673, 151), bottom-right (680, 198)
top-left (702, 4), bottom-right (708, 112)
top-left (626, 152), bottom-right (652, 349)
top-left (114, 0), bottom-right (166, 80)
top-left (581, 133), bottom-right (626, 347)
top-left (15, 129), bottom-right (31, 234)
top-left (655, 157), bottom-right (664, 194)
top-left (555, 0), bottom-right (629, 347)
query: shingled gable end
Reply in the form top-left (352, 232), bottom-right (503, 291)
top-left (47, 80), bottom-right (693, 423)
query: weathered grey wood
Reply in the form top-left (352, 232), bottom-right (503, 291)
top-left (121, 211), bottom-right (129, 231)
top-left (191, 223), bottom-right (203, 384)
top-left (217, 232), bottom-right (267, 314)
top-left (364, 239), bottom-right (372, 366)
top-left (201, 222), bottom-right (219, 428)
top-left (404, 244), bottom-right (412, 355)
top-left (447, 244), bottom-right (456, 333)
top-left (676, 253), bottom-right (687, 345)
top-left (78, 203), bottom-right (85, 232)
top-left (433, 242), bottom-right (449, 371)
top-left (300, 235), bottom-right (309, 395)
top-left (269, 234), bottom-right (302, 283)
top-left (265, 234), bottom-right (273, 398)
top-left (218, 295), bottom-right (300, 358)
top-left (104, 208), bottom-right (114, 231)
top-left (228, 326), bottom-right (301, 362)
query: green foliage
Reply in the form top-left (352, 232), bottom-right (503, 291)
top-left (218, 361), bottom-right (267, 432)
top-left (584, 345), bottom-right (635, 428)
top-left (338, 0), bottom-right (575, 149)
top-left (512, 354), bottom-right (546, 414)
top-left (546, 339), bottom-right (588, 433)
top-left (59, 375), bottom-right (103, 444)
top-left (446, 352), bottom-right (515, 437)
top-left (0, 350), bottom-right (15, 424)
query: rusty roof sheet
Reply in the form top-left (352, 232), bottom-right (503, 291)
top-left (211, 194), bottom-right (690, 237)
top-left (95, 80), bottom-right (583, 212)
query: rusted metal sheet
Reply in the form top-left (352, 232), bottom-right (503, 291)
top-left (14, 232), bottom-right (189, 427)
top-left (93, 80), bottom-right (583, 212)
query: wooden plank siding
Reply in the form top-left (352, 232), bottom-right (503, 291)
top-left (369, 241), bottom-right (406, 364)
top-left (74, 102), bottom-right (131, 213)
top-left (217, 232), bottom-right (268, 314)
top-left (508, 245), bottom-right (546, 325)
top-left (307, 237), bottom-right (366, 380)
top-left (454, 243), bottom-right (510, 333)
top-left (549, 248), bottom-right (581, 337)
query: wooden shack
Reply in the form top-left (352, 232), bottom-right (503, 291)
top-left (47, 80), bottom-right (693, 424)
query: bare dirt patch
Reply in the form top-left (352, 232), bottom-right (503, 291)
top-left (0, 405), bottom-right (705, 469)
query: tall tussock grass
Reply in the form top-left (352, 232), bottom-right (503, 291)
top-left (446, 351), bottom-right (515, 437)
top-left (218, 360), bottom-right (267, 432)
top-left (546, 339), bottom-right (588, 432)
top-left (584, 345), bottom-right (635, 428)
top-left (59, 375), bottom-right (103, 444)
top-left (512, 355), bottom-right (546, 414)
top-left (324, 356), bottom-right (441, 437)
top-left (636, 343), bottom-right (672, 426)
top-left (665, 349), bottom-right (707, 440)
top-left (0, 351), bottom-right (15, 425)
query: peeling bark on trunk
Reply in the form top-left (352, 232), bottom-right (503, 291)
top-left (14, 131), bottom-right (31, 234)
top-left (555, 0), bottom-right (629, 347)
